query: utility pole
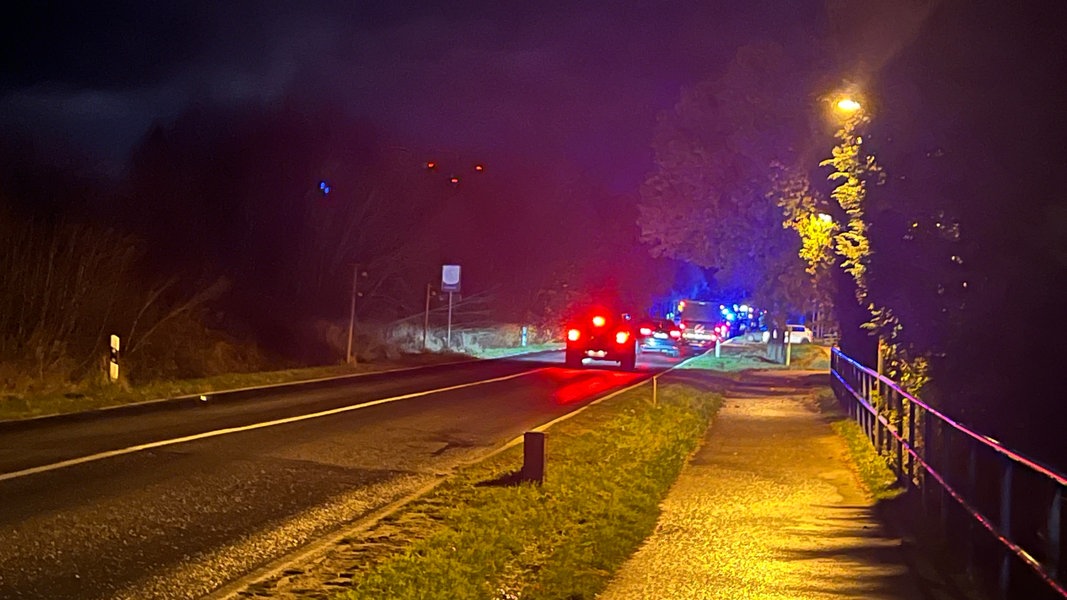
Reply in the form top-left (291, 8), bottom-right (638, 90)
top-left (346, 264), bottom-right (360, 365)
top-left (423, 283), bottom-right (432, 350)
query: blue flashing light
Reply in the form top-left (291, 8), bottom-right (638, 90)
top-left (319, 180), bottom-right (331, 195)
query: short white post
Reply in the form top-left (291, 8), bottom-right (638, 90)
top-left (108, 334), bottom-right (120, 382)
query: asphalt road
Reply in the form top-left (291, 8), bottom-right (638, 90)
top-left (0, 350), bottom-right (683, 600)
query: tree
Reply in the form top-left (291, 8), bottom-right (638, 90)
top-left (638, 42), bottom-right (819, 319)
top-left (773, 164), bottom-right (838, 334)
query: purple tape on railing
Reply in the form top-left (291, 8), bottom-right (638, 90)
top-left (832, 348), bottom-right (1067, 485)
top-left (832, 365), bottom-right (1067, 597)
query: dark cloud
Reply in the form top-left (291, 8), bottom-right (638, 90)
top-left (1, 1), bottom-right (824, 183)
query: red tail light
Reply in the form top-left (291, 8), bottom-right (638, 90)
top-left (567, 328), bottom-right (581, 341)
top-left (592, 315), bottom-right (606, 327)
top-left (669, 329), bottom-right (681, 339)
top-left (615, 331), bottom-right (630, 344)
top-left (639, 327), bottom-right (652, 336)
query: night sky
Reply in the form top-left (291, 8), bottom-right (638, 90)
top-left (4, 1), bottom-right (1067, 462)
top-left (0, 2), bottom-right (810, 181)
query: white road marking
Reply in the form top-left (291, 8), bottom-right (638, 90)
top-left (0, 368), bottom-right (544, 483)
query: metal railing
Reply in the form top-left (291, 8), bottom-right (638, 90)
top-left (831, 348), bottom-right (1066, 599)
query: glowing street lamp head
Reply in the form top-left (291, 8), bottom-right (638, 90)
top-left (836, 98), bottom-right (862, 112)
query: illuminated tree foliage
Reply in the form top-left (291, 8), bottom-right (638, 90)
top-left (820, 109), bottom-right (929, 393)
top-left (772, 165), bottom-right (838, 331)
top-left (638, 43), bottom-right (819, 316)
top-left (820, 112), bottom-right (882, 301)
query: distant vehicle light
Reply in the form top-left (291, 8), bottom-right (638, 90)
top-left (639, 327), bottom-right (653, 336)
top-left (592, 315), bottom-right (606, 327)
top-left (615, 331), bottom-right (630, 344)
top-left (669, 330), bottom-right (681, 339)
top-left (567, 328), bottom-right (581, 341)
top-left (678, 322), bottom-right (687, 329)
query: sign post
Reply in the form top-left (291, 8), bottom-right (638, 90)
top-left (441, 265), bottom-right (461, 350)
top-left (423, 283), bottom-right (432, 350)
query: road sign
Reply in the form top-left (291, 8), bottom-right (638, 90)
top-left (441, 264), bottom-right (461, 293)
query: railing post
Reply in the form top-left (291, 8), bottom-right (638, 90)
top-left (893, 387), bottom-right (903, 477)
top-left (907, 399), bottom-right (917, 486)
top-left (1048, 486), bottom-right (1061, 580)
top-left (874, 391), bottom-right (884, 457)
top-left (965, 444), bottom-right (977, 576)
top-left (922, 406), bottom-right (933, 517)
top-left (999, 459), bottom-right (1014, 599)
top-left (939, 420), bottom-right (950, 535)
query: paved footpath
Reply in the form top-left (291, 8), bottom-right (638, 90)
top-left (600, 370), bottom-right (928, 600)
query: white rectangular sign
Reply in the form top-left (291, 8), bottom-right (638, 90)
top-left (441, 264), bottom-right (461, 293)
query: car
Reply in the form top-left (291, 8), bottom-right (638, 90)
top-left (761, 324), bottom-right (813, 344)
top-left (636, 319), bottom-right (685, 358)
top-left (564, 309), bottom-right (639, 370)
top-left (788, 324), bottom-right (814, 344)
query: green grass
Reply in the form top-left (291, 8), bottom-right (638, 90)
top-left (831, 415), bottom-right (904, 501)
top-left (0, 341), bottom-right (564, 422)
top-left (332, 380), bottom-right (721, 600)
top-left (468, 343), bottom-right (564, 359)
top-left (680, 340), bottom-right (830, 372)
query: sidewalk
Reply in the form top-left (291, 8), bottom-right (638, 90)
top-left (599, 370), bottom-right (926, 600)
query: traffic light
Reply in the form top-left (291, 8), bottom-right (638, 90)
top-left (426, 161), bottom-right (437, 170)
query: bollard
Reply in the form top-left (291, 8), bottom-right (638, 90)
top-left (522, 431), bottom-right (545, 484)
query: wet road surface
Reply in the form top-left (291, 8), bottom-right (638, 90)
top-left (0, 352), bottom-right (682, 599)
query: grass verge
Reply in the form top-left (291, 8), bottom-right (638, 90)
top-left (0, 343), bottom-right (557, 422)
top-left (681, 341), bottom-right (830, 372)
top-left (0, 347), bottom-right (538, 422)
top-left (469, 343), bottom-right (564, 359)
top-left (305, 378), bottom-right (722, 600)
top-left (830, 418), bottom-right (905, 501)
